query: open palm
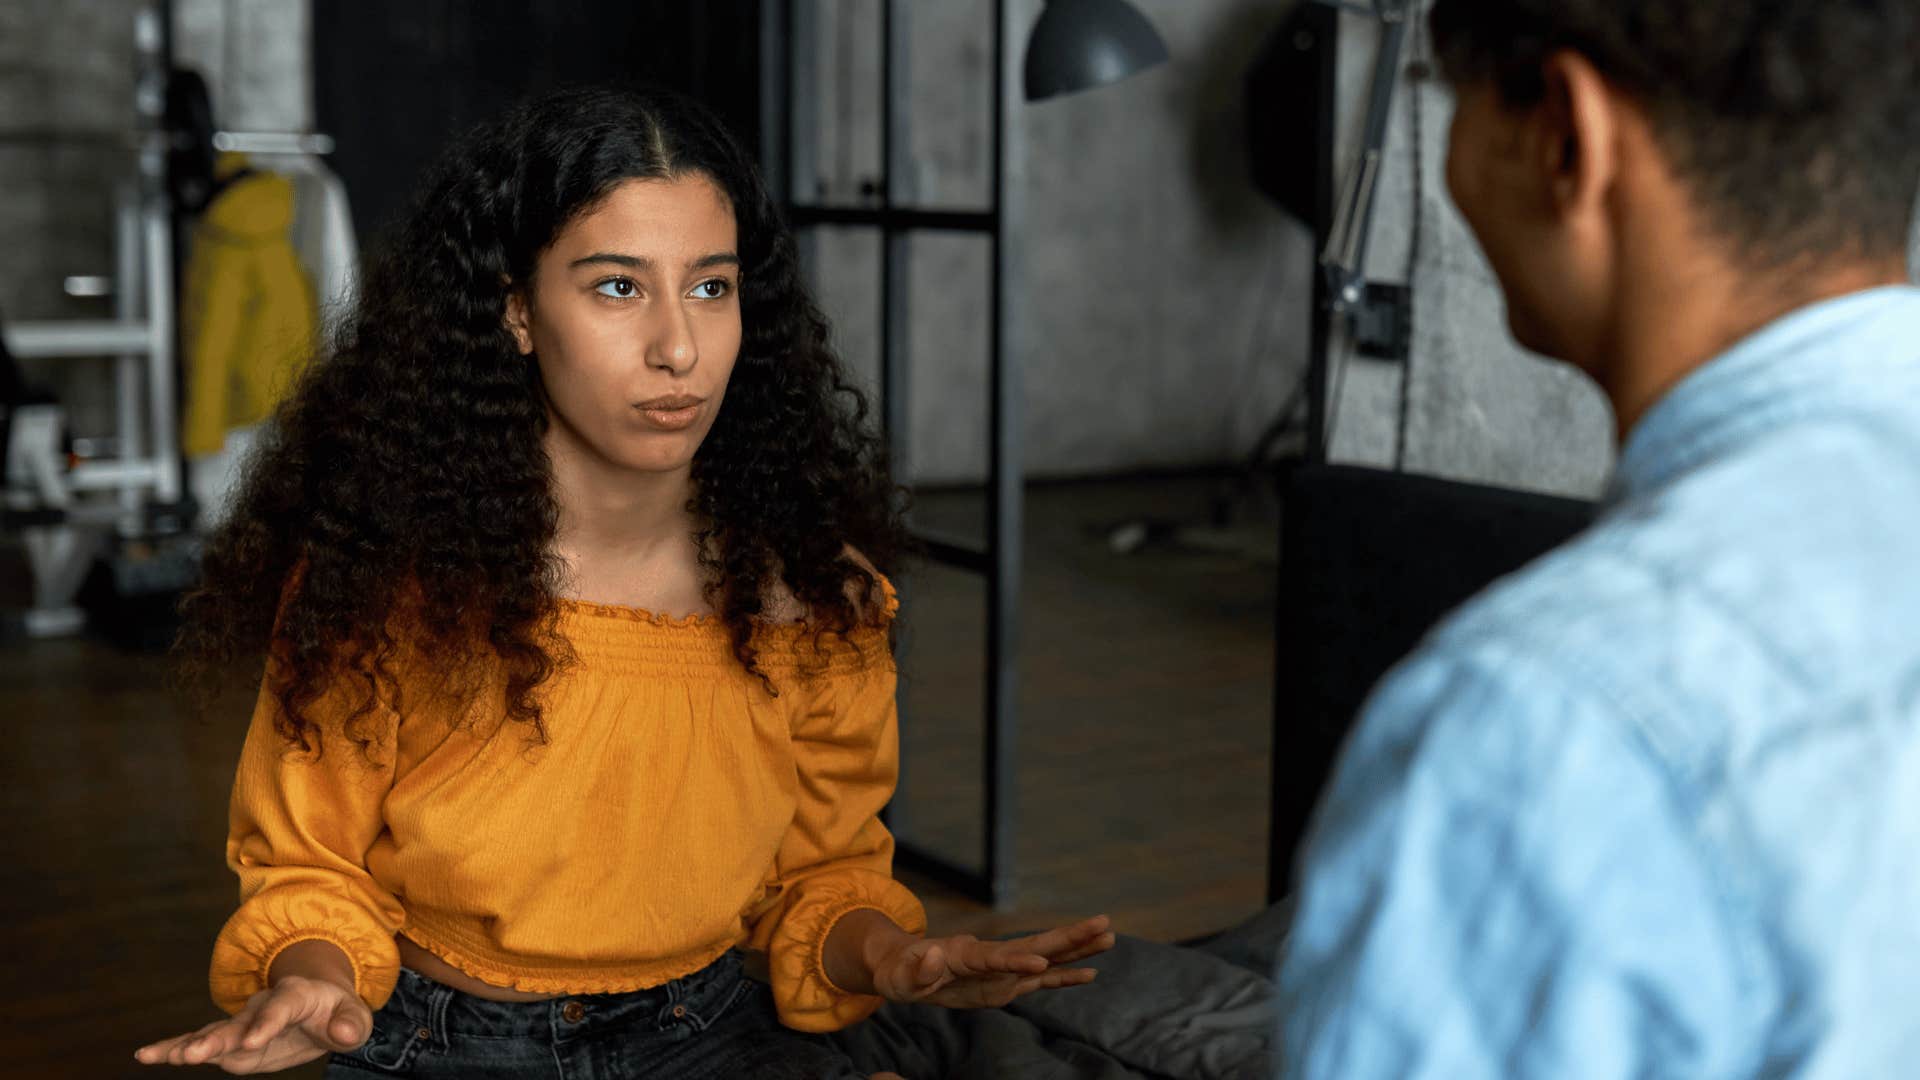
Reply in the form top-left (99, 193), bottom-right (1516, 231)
top-left (134, 975), bottom-right (372, 1073)
top-left (871, 914), bottom-right (1115, 1009)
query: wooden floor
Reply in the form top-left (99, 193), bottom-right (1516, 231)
top-left (2, 474), bottom-right (1278, 1077)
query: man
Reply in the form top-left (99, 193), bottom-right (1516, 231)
top-left (1280, 2), bottom-right (1920, 1076)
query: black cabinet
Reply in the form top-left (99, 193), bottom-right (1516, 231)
top-left (1270, 464), bottom-right (1598, 900)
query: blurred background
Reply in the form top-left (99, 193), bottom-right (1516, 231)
top-left (1, 1), bottom-right (1635, 1074)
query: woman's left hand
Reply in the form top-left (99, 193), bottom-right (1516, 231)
top-left (869, 914), bottom-right (1115, 1009)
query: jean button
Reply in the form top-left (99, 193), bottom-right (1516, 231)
top-left (671, 1004), bottom-right (687, 1019)
top-left (415, 1027), bottom-right (431, 1041)
top-left (562, 1001), bottom-right (586, 1023)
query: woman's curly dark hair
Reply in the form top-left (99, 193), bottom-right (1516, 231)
top-left (175, 85), bottom-right (907, 753)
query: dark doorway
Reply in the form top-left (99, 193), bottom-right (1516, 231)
top-left (314, 1), bottom-right (766, 244)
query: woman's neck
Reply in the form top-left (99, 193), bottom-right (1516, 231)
top-left (545, 428), bottom-right (695, 570)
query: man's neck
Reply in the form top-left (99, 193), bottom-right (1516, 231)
top-left (1598, 253), bottom-right (1909, 439)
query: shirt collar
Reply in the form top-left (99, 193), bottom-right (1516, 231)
top-left (1607, 284), bottom-right (1920, 504)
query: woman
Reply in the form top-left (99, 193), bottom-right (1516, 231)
top-left (135, 84), bottom-right (1111, 1078)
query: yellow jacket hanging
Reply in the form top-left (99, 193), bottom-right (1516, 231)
top-left (182, 153), bottom-right (316, 457)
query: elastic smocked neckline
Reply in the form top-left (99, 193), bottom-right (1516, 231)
top-left (553, 596), bottom-right (727, 629)
top-left (551, 576), bottom-right (900, 634)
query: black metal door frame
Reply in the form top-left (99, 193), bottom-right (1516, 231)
top-left (768, 0), bottom-right (1022, 907)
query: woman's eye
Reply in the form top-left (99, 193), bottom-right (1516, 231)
top-left (693, 279), bottom-right (732, 300)
top-left (595, 278), bottom-right (638, 298)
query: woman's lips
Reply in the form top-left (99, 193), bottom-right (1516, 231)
top-left (634, 395), bottom-right (704, 431)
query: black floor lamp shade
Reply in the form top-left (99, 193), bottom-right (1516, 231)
top-left (1023, 0), bottom-right (1170, 101)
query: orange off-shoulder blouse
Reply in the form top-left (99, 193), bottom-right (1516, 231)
top-left (206, 580), bottom-right (925, 1034)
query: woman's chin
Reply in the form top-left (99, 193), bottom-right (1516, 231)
top-left (550, 411), bottom-right (712, 476)
top-left (610, 450), bottom-right (697, 475)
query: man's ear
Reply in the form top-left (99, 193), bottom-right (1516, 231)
top-left (503, 285), bottom-right (533, 356)
top-left (1535, 49), bottom-right (1618, 221)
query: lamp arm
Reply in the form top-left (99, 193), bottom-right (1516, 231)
top-left (1317, 0), bottom-right (1409, 312)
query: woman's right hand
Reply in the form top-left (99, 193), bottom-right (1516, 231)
top-left (134, 974), bottom-right (374, 1072)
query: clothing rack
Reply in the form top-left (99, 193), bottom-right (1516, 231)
top-left (0, 8), bottom-right (335, 638)
top-left (211, 130), bottom-right (335, 156)
top-left (4, 125), bottom-right (334, 482)
top-left (0, 4), bottom-right (175, 636)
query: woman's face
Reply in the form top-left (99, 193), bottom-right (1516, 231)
top-left (506, 174), bottom-right (743, 476)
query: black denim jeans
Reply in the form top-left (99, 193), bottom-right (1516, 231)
top-left (322, 950), bottom-right (866, 1079)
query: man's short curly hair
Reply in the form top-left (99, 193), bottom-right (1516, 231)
top-left (1430, 0), bottom-right (1920, 268)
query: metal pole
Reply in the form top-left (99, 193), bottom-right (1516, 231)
top-left (880, 1), bottom-right (912, 479)
top-left (114, 187), bottom-right (146, 533)
top-left (1274, 1), bottom-right (1340, 903)
top-left (136, 0), bottom-right (181, 507)
top-left (878, 0), bottom-right (921, 841)
top-left (1302, 5), bottom-right (1338, 464)
top-left (759, 0), bottom-right (791, 211)
top-left (985, 0), bottom-right (1023, 906)
top-left (789, 1), bottom-right (820, 270)
top-left (143, 201), bottom-right (180, 505)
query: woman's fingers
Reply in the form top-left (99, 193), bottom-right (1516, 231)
top-left (932, 934), bottom-right (990, 977)
top-left (134, 982), bottom-right (364, 1071)
top-left (134, 1035), bottom-right (181, 1064)
top-left (924, 917), bottom-right (1113, 987)
top-left (1046, 915), bottom-right (1113, 954)
top-left (1048, 930), bottom-right (1118, 967)
top-left (917, 942), bottom-right (945, 985)
top-left (323, 998), bottom-right (374, 1050)
top-left (1008, 966), bottom-right (1098, 1001)
top-left (898, 936), bottom-right (974, 991)
top-left (135, 1019), bottom-right (226, 1065)
top-left (891, 919), bottom-right (1114, 1010)
top-left (933, 933), bottom-right (1043, 978)
top-left (979, 941), bottom-right (1049, 976)
top-left (945, 935), bottom-right (1051, 979)
top-left (238, 986), bottom-right (312, 1051)
top-left (136, 983), bottom-right (366, 1071)
top-left (174, 1019), bottom-right (233, 1064)
top-left (1008, 914), bottom-right (1112, 959)
top-left (169, 1019), bottom-right (239, 1065)
top-left (198, 1025), bottom-right (252, 1065)
top-left (897, 940), bottom-right (951, 999)
top-left (916, 964), bottom-right (1100, 1009)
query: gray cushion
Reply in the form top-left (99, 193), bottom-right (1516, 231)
top-left (1005, 933), bottom-right (1275, 1080)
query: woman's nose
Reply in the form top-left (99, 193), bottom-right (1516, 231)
top-left (647, 306), bottom-right (698, 374)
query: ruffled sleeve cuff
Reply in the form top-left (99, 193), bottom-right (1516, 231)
top-left (208, 890), bottom-right (402, 1015)
top-left (767, 869), bottom-right (927, 1032)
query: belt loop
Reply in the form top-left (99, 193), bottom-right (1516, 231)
top-left (426, 984), bottom-right (454, 1053)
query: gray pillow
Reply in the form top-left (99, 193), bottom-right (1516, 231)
top-left (1005, 933), bottom-right (1275, 1080)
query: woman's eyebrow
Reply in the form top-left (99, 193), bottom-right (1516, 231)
top-left (567, 251), bottom-right (740, 271)
top-left (569, 252), bottom-right (650, 271)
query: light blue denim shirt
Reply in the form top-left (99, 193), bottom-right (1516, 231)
top-left (1278, 286), bottom-right (1920, 1079)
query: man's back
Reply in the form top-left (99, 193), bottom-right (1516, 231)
top-left (1281, 287), bottom-right (1920, 1077)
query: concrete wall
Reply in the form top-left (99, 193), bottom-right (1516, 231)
top-left (1321, 5), bottom-right (1615, 499)
top-left (0, 0), bottom-right (309, 436)
top-left (0, 0), bottom-right (146, 388)
top-left (12, 0), bottom-right (1308, 488)
top-left (171, 0), bottom-right (310, 133)
top-left (1323, 3), bottom-right (1920, 500)
top-left (797, 0), bottom-right (1314, 485)
top-left (11, 3), bottom-right (1912, 496)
